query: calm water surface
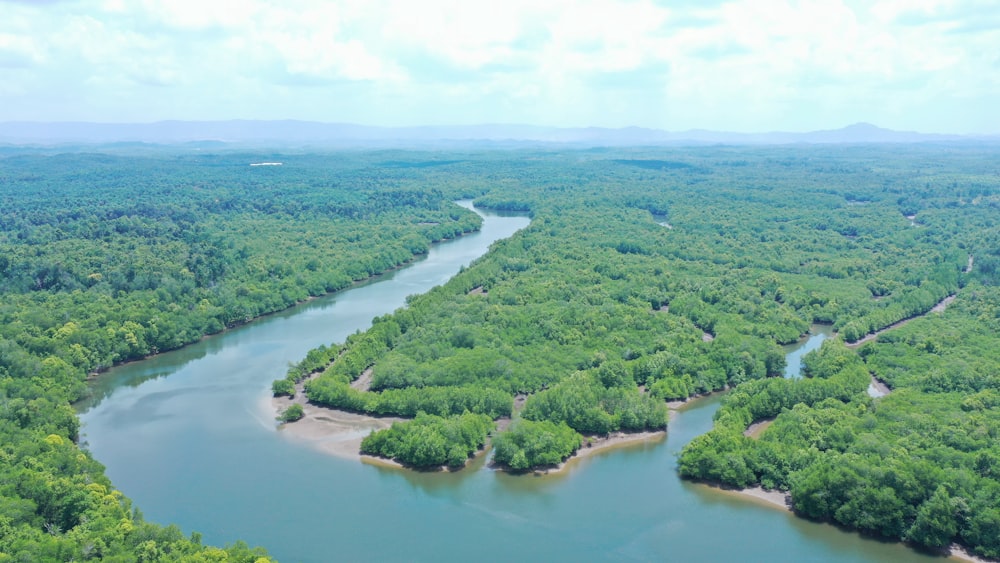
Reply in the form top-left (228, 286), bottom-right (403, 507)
top-left (79, 206), bottom-right (938, 562)
top-left (782, 324), bottom-right (836, 379)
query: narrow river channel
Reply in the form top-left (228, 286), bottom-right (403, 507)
top-left (78, 204), bottom-right (940, 562)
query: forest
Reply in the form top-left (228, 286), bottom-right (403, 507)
top-left (678, 287), bottom-right (1000, 557)
top-left (0, 150), bottom-right (481, 560)
top-left (2, 143), bottom-right (999, 559)
top-left (279, 143), bottom-right (1000, 558)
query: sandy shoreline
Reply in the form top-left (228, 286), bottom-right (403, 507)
top-left (734, 486), bottom-right (791, 509)
top-left (272, 387), bottom-right (668, 475)
top-left (268, 393), bottom-right (403, 460)
top-left (702, 483), bottom-right (791, 510)
top-left (530, 430), bottom-right (667, 475)
top-left (359, 454), bottom-right (405, 469)
top-left (949, 544), bottom-right (995, 563)
top-left (270, 387), bottom-right (996, 561)
top-left (575, 430), bottom-right (667, 461)
top-left (271, 365), bottom-right (718, 472)
top-left (744, 417), bottom-right (775, 438)
top-left (520, 392), bottom-right (728, 474)
top-left (667, 390), bottom-right (723, 420)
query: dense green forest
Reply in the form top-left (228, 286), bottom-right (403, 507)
top-left (679, 285), bottom-right (1000, 557)
top-left (3, 144), bottom-right (1000, 559)
top-left (275, 144), bottom-right (999, 556)
top-left (0, 151), bottom-right (481, 560)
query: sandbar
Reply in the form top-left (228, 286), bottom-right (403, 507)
top-left (268, 393), bottom-right (403, 460)
top-left (949, 543), bottom-right (995, 563)
top-left (702, 484), bottom-right (791, 511)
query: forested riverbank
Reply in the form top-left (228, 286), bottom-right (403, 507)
top-left (277, 145), bottom-right (1000, 557)
top-left (0, 151), bottom-right (483, 560)
top-left (3, 144), bottom-right (1000, 560)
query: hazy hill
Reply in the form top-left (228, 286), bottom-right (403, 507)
top-left (0, 120), bottom-right (988, 147)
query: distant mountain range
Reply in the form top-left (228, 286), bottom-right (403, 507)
top-left (0, 120), bottom-right (995, 147)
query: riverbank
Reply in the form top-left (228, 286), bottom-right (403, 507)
top-left (743, 417), bottom-right (775, 438)
top-left (511, 393), bottom-right (716, 475)
top-left (268, 394), bottom-right (404, 460)
top-left (80, 201), bottom-right (494, 385)
top-left (704, 484), bottom-right (791, 510)
top-left (527, 430), bottom-right (667, 475)
top-left (709, 484), bottom-right (994, 562)
top-left (667, 388), bottom-right (729, 419)
top-left (277, 390), bottom-right (668, 475)
top-left (575, 430), bottom-right (667, 461)
top-left (82, 236), bottom-right (484, 382)
top-left (950, 544), bottom-right (995, 563)
top-left (846, 294), bottom-right (955, 348)
top-left (712, 485), bottom-right (994, 562)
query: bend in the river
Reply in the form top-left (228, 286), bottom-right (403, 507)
top-left (79, 204), bottom-right (936, 562)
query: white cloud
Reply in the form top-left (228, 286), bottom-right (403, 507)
top-left (0, 32), bottom-right (45, 68)
top-left (0, 0), bottom-right (996, 132)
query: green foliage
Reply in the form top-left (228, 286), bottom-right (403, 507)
top-left (360, 412), bottom-right (493, 468)
top-left (677, 429), bottom-right (758, 488)
top-left (3, 143), bottom-right (1000, 557)
top-left (492, 419), bottom-right (581, 470)
top-left (906, 486), bottom-right (960, 548)
top-left (0, 153), bottom-right (481, 383)
top-left (0, 422), bottom-right (275, 561)
top-left (0, 150), bottom-right (485, 561)
top-left (676, 339), bottom-right (872, 489)
top-left (647, 376), bottom-right (694, 401)
top-left (296, 144), bottom-right (999, 484)
top-left (284, 344), bottom-right (340, 384)
top-left (271, 379), bottom-right (295, 398)
top-left (277, 403), bottom-right (305, 423)
top-left (521, 371), bottom-right (668, 434)
top-left (306, 380), bottom-right (512, 419)
top-left (680, 284), bottom-right (1000, 558)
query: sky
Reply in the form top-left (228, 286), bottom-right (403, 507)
top-left (0, 0), bottom-right (998, 133)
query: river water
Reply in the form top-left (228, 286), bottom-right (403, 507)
top-left (782, 324), bottom-right (835, 379)
top-left (78, 206), bottom-right (936, 562)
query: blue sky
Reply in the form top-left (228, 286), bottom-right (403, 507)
top-left (1, 0), bottom-right (998, 133)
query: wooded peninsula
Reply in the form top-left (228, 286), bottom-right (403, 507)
top-left (2, 144), bottom-right (999, 560)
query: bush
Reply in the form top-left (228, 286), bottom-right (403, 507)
top-left (492, 419), bottom-right (581, 470)
top-left (360, 412), bottom-right (493, 468)
top-left (272, 378), bottom-right (295, 397)
top-left (277, 403), bottom-right (305, 423)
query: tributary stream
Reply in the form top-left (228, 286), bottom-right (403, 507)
top-left (78, 204), bottom-right (939, 562)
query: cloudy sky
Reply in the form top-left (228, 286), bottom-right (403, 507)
top-left (1, 0), bottom-right (998, 133)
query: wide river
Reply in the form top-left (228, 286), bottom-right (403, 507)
top-left (78, 204), bottom-right (939, 562)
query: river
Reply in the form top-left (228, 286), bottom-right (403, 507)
top-left (78, 205), bottom-right (937, 562)
top-left (782, 323), bottom-right (835, 379)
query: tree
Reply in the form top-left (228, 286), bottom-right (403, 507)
top-left (907, 487), bottom-right (959, 548)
